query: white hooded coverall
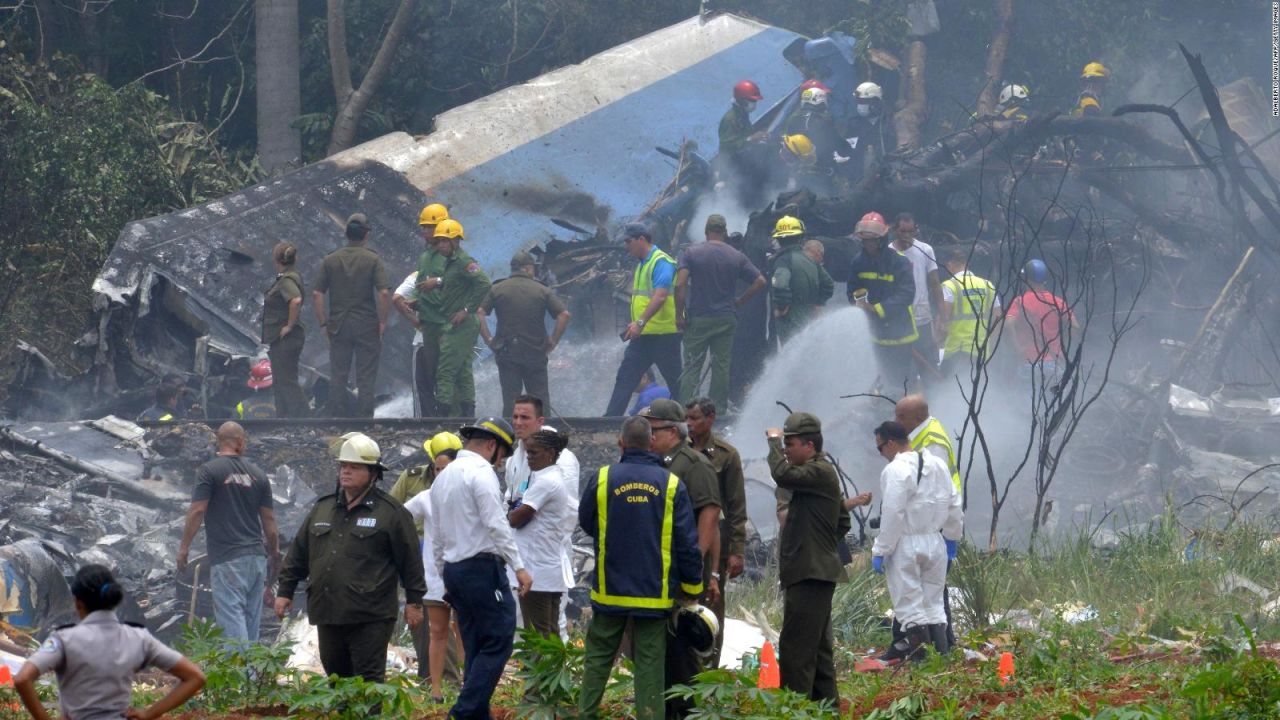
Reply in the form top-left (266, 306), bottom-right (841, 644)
top-left (871, 450), bottom-right (964, 630)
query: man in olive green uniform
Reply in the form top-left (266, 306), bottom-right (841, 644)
top-left (275, 434), bottom-right (426, 685)
top-left (412, 203), bottom-right (452, 416)
top-left (311, 213), bottom-right (391, 418)
top-left (642, 399), bottom-right (721, 719)
top-left (431, 219), bottom-right (491, 417)
top-left (478, 251), bottom-right (571, 417)
top-left (684, 397), bottom-right (748, 666)
top-left (766, 413), bottom-right (852, 704)
top-left (769, 216), bottom-right (834, 345)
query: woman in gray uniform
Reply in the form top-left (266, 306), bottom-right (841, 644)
top-left (13, 565), bottom-right (205, 720)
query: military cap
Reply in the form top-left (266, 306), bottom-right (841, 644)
top-left (510, 250), bottom-right (537, 269)
top-left (705, 214), bottom-right (728, 232)
top-left (346, 213), bottom-right (369, 231)
top-left (640, 398), bottom-right (685, 424)
top-left (783, 412), bottom-right (822, 435)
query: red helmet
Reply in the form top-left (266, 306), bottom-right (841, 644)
top-left (854, 211), bottom-right (889, 238)
top-left (247, 359), bottom-right (273, 390)
top-left (733, 80), bottom-right (763, 102)
top-left (800, 79), bottom-right (831, 93)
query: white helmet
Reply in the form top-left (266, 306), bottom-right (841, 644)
top-left (800, 87), bottom-right (828, 107)
top-left (854, 82), bottom-right (883, 100)
top-left (998, 84), bottom-right (1029, 105)
top-left (338, 434), bottom-right (384, 468)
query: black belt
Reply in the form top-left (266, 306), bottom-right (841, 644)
top-left (460, 552), bottom-right (504, 564)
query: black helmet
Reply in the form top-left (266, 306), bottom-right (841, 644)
top-left (458, 417), bottom-right (515, 451)
top-left (670, 604), bottom-right (720, 658)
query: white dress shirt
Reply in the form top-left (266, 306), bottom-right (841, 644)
top-left (394, 272), bottom-right (424, 346)
top-left (430, 449), bottom-right (525, 574)
top-left (402, 488), bottom-right (446, 602)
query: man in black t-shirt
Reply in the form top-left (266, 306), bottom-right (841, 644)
top-left (177, 421), bottom-right (279, 642)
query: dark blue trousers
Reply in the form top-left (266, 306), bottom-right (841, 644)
top-left (443, 556), bottom-right (516, 720)
top-left (604, 333), bottom-right (684, 416)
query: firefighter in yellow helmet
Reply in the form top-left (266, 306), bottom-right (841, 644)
top-left (769, 216), bottom-right (833, 344)
top-left (386, 428), bottom-right (465, 696)
top-left (779, 134), bottom-right (835, 195)
top-left (432, 219), bottom-right (491, 417)
top-left (1074, 61), bottom-right (1108, 117)
top-left (411, 204), bottom-right (452, 416)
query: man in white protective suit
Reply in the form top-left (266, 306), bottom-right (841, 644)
top-left (870, 420), bottom-right (963, 662)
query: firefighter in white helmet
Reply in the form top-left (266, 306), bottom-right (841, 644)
top-left (843, 81), bottom-right (895, 183)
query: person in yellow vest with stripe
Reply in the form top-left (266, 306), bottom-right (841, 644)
top-left (938, 247), bottom-right (1001, 384)
top-left (577, 416), bottom-right (704, 720)
top-left (604, 223), bottom-right (684, 416)
top-left (894, 393), bottom-right (962, 650)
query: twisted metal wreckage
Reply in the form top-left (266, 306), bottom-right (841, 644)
top-left (1, 8), bottom-right (1279, 662)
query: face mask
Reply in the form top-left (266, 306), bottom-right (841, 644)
top-left (856, 103), bottom-right (872, 117)
top-left (744, 100), bottom-right (757, 113)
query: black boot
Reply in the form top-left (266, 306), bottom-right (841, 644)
top-left (877, 625), bottom-right (929, 663)
top-left (929, 623), bottom-right (951, 656)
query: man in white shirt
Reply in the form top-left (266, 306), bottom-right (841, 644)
top-left (504, 395), bottom-right (581, 634)
top-left (870, 421), bottom-right (962, 663)
top-left (890, 213), bottom-right (944, 384)
top-left (391, 271), bottom-right (433, 416)
top-left (430, 417), bottom-right (532, 719)
top-left (507, 428), bottom-right (574, 639)
top-left (505, 395), bottom-right (581, 499)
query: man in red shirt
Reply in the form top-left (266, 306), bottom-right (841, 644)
top-left (1005, 259), bottom-right (1079, 378)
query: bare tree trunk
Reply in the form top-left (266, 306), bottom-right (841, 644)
top-left (255, 0), bottom-right (302, 173)
top-left (894, 38), bottom-right (927, 152)
top-left (75, 0), bottom-right (107, 75)
top-left (326, 0), bottom-right (418, 156)
top-left (975, 0), bottom-right (1013, 117)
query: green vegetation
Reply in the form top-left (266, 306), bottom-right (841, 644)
top-left (0, 519), bottom-right (1272, 718)
top-left (0, 44), bottom-right (260, 384)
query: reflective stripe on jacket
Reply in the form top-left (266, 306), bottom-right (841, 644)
top-left (910, 418), bottom-right (961, 494)
top-left (942, 271), bottom-right (997, 359)
top-left (846, 248), bottom-right (918, 345)
top-left (630, 248), bottom-right (677, 335)
top-left (579, 450), bottom-right (703, 617)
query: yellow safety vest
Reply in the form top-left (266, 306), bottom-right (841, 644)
top-left (942, 271), bottom-right (997, 358)
top-left (911, 417), bottom-right (961, 494)
top-left (630, 248), bottom-right (677, 335)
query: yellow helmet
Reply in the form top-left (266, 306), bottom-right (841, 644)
top-left (772, 215), bottom-right (805, 239)
top-left (782, 134), bottom-right (816, 164)
top-left (1076, 95), bottom-right (1101, 115)
top-left (1081, 62), bottom-right (1109, 79)
top-left (423, 431), bottom-right (463, 461)
top-left (419, 203), bottom-right (449, 226)
top-left (433, 219), bottom-right (465, 240)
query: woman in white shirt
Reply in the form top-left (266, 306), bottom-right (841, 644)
top-left (403, 448), bottom-right (461, 704)
top-left (506, 429), bottom-right (574, 637)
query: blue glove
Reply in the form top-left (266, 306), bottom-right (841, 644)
top-left (945, 539), bottom-right (958, 560)
top-left (872, 556), bottom-right (884, 574)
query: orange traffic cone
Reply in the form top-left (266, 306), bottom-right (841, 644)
top-left (757, 641), bottom-right (780, 689)
top-left (997, 652), bottom-right (1015, 686)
